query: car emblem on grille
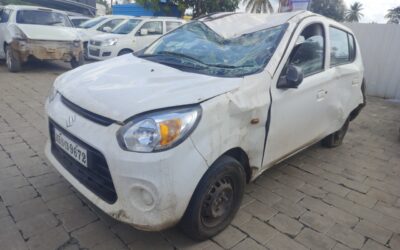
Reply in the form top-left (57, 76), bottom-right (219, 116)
top-left (66, 115), bottom-right (76, 128)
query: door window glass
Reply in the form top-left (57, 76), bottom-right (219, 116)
top-left (0, 9), bottom-right (11, 23)
top-left (166, 21), bottom-right (182, 32)
top-left (330, 27), bottom-right (351, 66)
top-left (348, 33), bottom-right (356, 62)
top-left (137, 21), bottom-right (163, 36)
top-left (286, 23), bottom-right (325, 77)
top-left (97, 19), bottom-right (124, 32)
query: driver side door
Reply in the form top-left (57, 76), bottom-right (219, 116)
top-left (263, 21), bottom-right (333, 166)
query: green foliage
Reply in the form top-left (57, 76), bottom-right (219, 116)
top-left (135, 0), bottom-right (239, 18)
top-left (345, 2), bottom-right (363, 22)
top-left (310, 0), bottom-right (346, 22)
top-left (385, 6), bottom-right (400, 24)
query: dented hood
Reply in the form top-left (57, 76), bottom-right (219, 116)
top-left (18, 24), bottom-right (80, 41)
top-left (56, 55), bottom-right (243, 122)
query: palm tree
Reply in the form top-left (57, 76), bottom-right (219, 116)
top-left (242, 0), bottom-right (274, 14)
top-left (385, 6), bottom-right (400, 24)
top-left (345, 2), bottom-right (364, 22)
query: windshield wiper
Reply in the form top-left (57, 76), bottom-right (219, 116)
top-left (141, 51), bottom-right (208, 66)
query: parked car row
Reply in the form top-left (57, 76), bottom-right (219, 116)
top-left (0, 5), bottom-right (185, 72)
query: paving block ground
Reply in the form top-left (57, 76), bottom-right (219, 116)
top-left (0, 61), bottom-right (400, 250)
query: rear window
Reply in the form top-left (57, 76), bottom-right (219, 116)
top-left (330, 27), bottom-right (356, 66)
top-left (16, 10), bottom-right (72, 27)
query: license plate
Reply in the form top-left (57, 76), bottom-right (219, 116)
top-left (54, 128), bottom-right (88, 167)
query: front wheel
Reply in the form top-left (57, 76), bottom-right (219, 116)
top-left (322, 118), bottom-right (350, 148)
top-left (5, 45), bottom-right (22, 73)
top-left (180, 156), bottom-right (246, 240)
top-left (70, 52), bottom-right (84, 69)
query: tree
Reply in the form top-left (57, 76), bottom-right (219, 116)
top-left (135, 0), bottom-right (240, 18)
top-left (385, 6), bottom-right (400, 24)
top-left (345, 2), bottom-right (363, 22)
top-left (310, 0), bottom-right (346, 22)
top-left (242, 0), bottom-right (274, 14)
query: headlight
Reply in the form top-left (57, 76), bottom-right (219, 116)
top-left (73, 40), bottom-right (81, 48)
top-left (117, 106), bottom-right (202, 153)
top-left (47, 85), bottom-right (58, 103)
top-left (103, 38), bottom-right (118, 47)
top-left (9, 24), bottom-right (28, 40)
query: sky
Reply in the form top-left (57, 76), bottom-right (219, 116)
top-left (109, 0), bottom-right (399, 24)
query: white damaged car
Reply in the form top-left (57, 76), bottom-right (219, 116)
top-left (0, 5), bottom-right (84, 72)
top-left (45, 11), bottom-right (366, 240)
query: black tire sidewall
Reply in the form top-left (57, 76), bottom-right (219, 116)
top-left (180, 155), bottom-right (245, 240)
top-left (6, 45), bottom-right (21, 73)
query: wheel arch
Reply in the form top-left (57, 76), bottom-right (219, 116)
top-left (221, 147), bottom-right (251, 183)
top-left (118, 48), bottom-right (134, 56)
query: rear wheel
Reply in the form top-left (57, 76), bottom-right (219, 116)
top-left (118, 49), bottom-right (133, 56)
top-left (180, 156), bottom-right (245, 240)
top-left (5, 45), bottom-right (21, 73)
top-left (322, 118), bottom-right (350, 148)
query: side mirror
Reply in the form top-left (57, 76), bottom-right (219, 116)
top-left (277, 65), bottom-right (304, 89)
top-left (140, 28), bottom-right (148, 36)
top-left (103, 26), bottom-right (112, 32)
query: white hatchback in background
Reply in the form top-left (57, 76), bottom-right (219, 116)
top-left (45, 11), bottom-right (366, 240)
top-left (87, 17), bottom-right (184, 60)
top-left (0, 5), bottom-right (83, 72)
top-left (76, 15), bottom-right (131, 57)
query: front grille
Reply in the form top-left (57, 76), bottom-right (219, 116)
top-left (50, 120), bottom-right (117, 204)
top-left (89, 48), bottom-right (100, 57)
top-left (61, 96), bottom-right (116, 126)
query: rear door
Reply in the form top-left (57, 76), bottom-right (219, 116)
top-left (327, 26), bottom-right (363, 129)
top-left (263, 20), bottom-right (333, 166)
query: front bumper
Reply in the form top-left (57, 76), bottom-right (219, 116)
top-left (87, 44), bottom-right (116, 60)
top-left (45, 95), bottom-right (208, 230)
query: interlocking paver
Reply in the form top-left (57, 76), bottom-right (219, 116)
top-left (27, 226), bottom-right (69, 250)
top-left (354, 219), bottom-right (392, 245)
top-left (361, 239), bottom-right (390, 250)
top-left (299, 211), bottom-right (335, 233)
top-left (268, 213), bottom-right (303, 236)
top-left (240, 218), bottom-right (278, 245)
top-left (1, 63), bottom-right (400, 249)
top-left (213, 225), bottom-right (247, 249)
top-left (16, 211), bottom-right (59, 239)
top-left (295, 228), bottom-right (336, 250)
top-left (265, 232), bottom-right (308, 250)
top-left (327, 223), bottom-right (365, 249)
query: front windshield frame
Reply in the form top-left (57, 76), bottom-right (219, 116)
top-left (78, 16), bottom-right (107, 29)
top-left (16, 10), bottom-right (72, 27)
top-left (111, 19), bottom-right (142, 34)
top-left (141, 21), bottom-right (288, 78)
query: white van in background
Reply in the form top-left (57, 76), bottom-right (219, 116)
top-left (87, 17), bottom-right (184, 60)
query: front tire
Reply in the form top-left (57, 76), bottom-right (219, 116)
top-left (180, 156), bottom-right (246, 241)
top-left (322, 118), bottom-right (350, 148)
top-left (70, 52), bottom-right (84, 69)
top-left (5, 45), bottom-right (21, 73)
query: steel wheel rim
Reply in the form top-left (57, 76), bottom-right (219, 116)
top-left (200, 176), bottom-right (234, 228)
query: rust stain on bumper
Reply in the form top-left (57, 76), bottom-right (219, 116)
top-left (11, 39), bottom-right (82, 62)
